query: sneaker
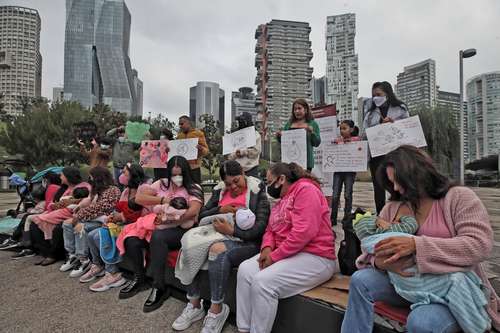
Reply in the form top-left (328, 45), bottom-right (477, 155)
top-left (0, 238), bottom-right (21, 250)
top-left (11, 249), bottom-right (36, 259)
top-left (69, 259), bottom-right (91, 278)
top-left (172, 301), bottom-right (206, 331)
top-left (59, 255), bottom-right (79, 272)
top-left (89, 272), bottom-right (126, 292)
top-left (200, 304), bottom-right (230, 333)
top-left (79, 264), bottom-right (105, 283)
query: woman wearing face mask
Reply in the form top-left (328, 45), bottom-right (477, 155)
top-left (236, 162), bottom-right (336, 333)
top-left (171, 160), bottom-right (270, 332)
top-left (276, 98), bottom-right (320, 172)
top-left (362, 81), bottom-right (409, 214)
top-left (119, 156), bottom-right (204, 313)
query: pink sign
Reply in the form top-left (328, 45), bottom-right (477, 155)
top-left (140, 140), bottom-right (169, 168)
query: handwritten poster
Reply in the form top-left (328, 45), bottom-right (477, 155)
top-left (323, 141), bottom-right (368, 173)
top-left (365, 116), bottom-right (427, 157)
top-left (139, 140), bottom-right (169, 168)
top-left (281, 128), bottom-right (307, 169)
top-left (168, 138), bottom-right (198, 161)
top-left (222, 126), bottom-right (257, 155)
top-left (126, 121), bottom-right (150, 144)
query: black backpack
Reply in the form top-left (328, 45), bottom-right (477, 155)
top-left (338, 208), bottom-right (363, 276)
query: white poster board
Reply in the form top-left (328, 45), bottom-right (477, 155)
top-left (323, 141), bottom-right (368, 173)
top-left (222, 126), bottom-right (257, 155)
top-left (281, 129), bottom-right (307, 169)
top-left (365, 116), bottom-right (427, 157)
top-left (312, 115), bottom-right (337, 196)
top-left (168, 138), bottom-right (198, 161)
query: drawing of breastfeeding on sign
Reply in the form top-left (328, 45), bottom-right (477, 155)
top-left (168, 138), bottom-right (198, 161)
top-left (323, 141), bottom-right (368, 173)
top-left (139, 140), bottom-right (169, 168)
top-left (222, 126), bottom-right (257, 155)
top-left (281, 128), bottom-right (307, 169)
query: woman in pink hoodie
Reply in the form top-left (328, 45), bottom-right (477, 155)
top-left (236, 162), bottom-right (336, 333)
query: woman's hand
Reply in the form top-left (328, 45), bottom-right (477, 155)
top-left (258, 247), bottom-right (273, 269)
top-left (275, 130), bottom-right (282, 138)
top-left (374, 254), bottom-right (415, 277)
top-left (374, 236), bottom-right (416, 264)
top-left (74, 222), bottom-right (84, 234)
top-left (382, 117), bottom-right (394, 123)
top-left (219, 205), bottom-right (238, 214)
top-left (213, 217), bottom-right (234, 236)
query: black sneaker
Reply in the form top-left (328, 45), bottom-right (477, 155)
top-left (11, 249), bottom-right (36, 259)
top-left (0, 238), bottom-right (21, 250)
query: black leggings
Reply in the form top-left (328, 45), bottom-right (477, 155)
top-left (12, 213), bottom-right (34, 241)
top-left (369, 155), bottom-right (387, 214)
top-left (124, 227), bottom-right (186, 289)
top-left (29, 223), bottom-right (65, 259)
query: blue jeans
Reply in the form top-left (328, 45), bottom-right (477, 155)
top-left (187, 240), bottom-right (259, 304)
top-left (87, 228), bottom-right (119, 273)
top-left (62, 221), bottom-right (102, 260)
top-left (331, 172), bottom-right (356, 225)
top-left (341, 268), bottom-right (461, 333)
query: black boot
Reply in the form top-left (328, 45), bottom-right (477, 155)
top-left (119, 274), bottom-right (146, 300)
top-left (143, 287), bottom-right (170, 313)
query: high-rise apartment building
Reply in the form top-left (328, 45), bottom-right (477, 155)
top-left (466, 71), bottom-right (500, 161)
top-left (396, 59), bottom-right (437, 112)
top-left (64, 0), bottom-right (142, 116)
top-left (437, 89), bottom-right (468, 160)
top-left (254, 20), bottom-right (313, 133)
top-left (325, 14), bottom-right (358, 121)
top-left (52, 87), bottom-right (64, 103)
top-left (311, 76), bottom-right (326, 107)
top-left (0, 6), bottom-right (41, 115)
top-left (189, 81), bottom-right (225, 131)
top-left (231, 87), bottom-right (257, 124)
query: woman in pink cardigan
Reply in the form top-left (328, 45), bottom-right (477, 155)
top-left (236, 162), bottom-right (336, 333)
top-left (341, 145), bottom-right (500, 333)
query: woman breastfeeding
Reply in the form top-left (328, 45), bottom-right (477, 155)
top-left (118, 156), bottom-right (203, 313)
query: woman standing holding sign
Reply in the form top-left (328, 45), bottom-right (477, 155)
top-left (362, 81), bottom-right (409, 213)
top-left (276, 99), bottom-right (321, 172)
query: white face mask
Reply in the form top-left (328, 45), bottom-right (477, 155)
top-left (159, 135), bottom-right (166, 140)
top-left (118, 136), bottom-right (125, 143)
top-left (171, 175), bottom-right (183, 187)
top-left (100, 144), bottom-right (110, 149)
top-left (373, 96), bottom-right (387, 107)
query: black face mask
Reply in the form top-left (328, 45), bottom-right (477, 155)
top-left (267, 180), bottom-right (282, 199)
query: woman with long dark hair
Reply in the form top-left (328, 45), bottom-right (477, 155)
top-left (276, 98), bottom-right (321, 172)
top-left (362, 81), bottom-right (409, 214)
top-left (341, 145), bottom-right (499, 332)
top-left (171, 160), bottom-right (270, 332)
top-left (119, 156), bottom-right (204, 313)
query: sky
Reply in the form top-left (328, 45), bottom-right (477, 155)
top-left (3, 0), bottom-right (500, 127)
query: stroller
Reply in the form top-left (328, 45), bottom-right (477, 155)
top-left (0, 159), bottom-right (63, 217)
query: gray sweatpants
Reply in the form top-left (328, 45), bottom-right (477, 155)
top-left (236, 252), bottom-right (336, 333)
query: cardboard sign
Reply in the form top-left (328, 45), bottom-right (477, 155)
top-left (168, 138), bottom-right (198, 161)
top-left (323, 141), bottom-right (368, 173)
top-left (222, 126), bottom-right (257, 155)
top-left (139, 140), bottom-right (169, 168)
top-left (281, 129), bottom-right (307, 169)
top-left (126, 121), bottom-right (150, 144)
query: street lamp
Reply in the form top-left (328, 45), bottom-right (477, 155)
top-left (459, 48), bottom-right (476, 185)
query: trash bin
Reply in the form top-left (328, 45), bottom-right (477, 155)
top-left (0, 169), bottom-right (10, 190)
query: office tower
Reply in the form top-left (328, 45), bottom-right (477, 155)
top-left (437, 89), bottom-right (468, 160)
top-left (325, 13), bottom-right (359, 121)
top-left (189, 81), bottom-right (225, 131)
top-left (396, 59), bottom-right (437, 112)
top-left (132, 69), bottom-right (143, 117)
top-left (311, 76), bottom-right (326, 107)
top-left (53, 87), bottom-right (64, 103)
top-left (231, 87), bottom-right (257, 124)
top-left (0, 6), bottom-right (41, 115)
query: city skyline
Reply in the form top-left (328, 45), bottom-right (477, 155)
top-left (2, 0), bottom-right (499, 128)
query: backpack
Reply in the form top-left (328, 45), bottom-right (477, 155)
top-left (338, 207), bottom-right (363, 276)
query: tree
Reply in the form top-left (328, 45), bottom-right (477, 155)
top-left (90, 103), bottom-right (128, 139)
top-left (199, 114), bottom-right (223, 181)
top-left (411, 106), bottom-right (460, 178)
top-left (147, 113), bottom-right (176, 139)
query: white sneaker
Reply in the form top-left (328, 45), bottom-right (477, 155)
top-left (200, 304), bottom-right (230, 333)
top-left (69, 259), bottom-right (91, 278)
top-left (172, 301), bottom-right (206, 331)
top-left (59, 255), bottom-right (78, 272)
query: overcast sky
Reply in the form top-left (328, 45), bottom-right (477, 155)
top-left (3, 0), bottom-right (500, 126)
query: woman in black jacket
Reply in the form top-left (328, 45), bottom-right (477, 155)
top-left (171, 160), bottom-right (270, 332)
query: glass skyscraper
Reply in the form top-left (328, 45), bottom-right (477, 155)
top-left (63, 0), bottom-right (142, 116)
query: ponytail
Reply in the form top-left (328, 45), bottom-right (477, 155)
top-left (269, 162), bottom-right (321, 185)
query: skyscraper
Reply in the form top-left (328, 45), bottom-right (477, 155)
top-left (63, 0), bottom-right (142, 116)
top-left (311, 76), bottom-right (326, 107)
top-left (231, 87), bottom-right (257, 124)
top-left (325, 14), bottom-right (359, 121)
top-left (132, 69), bottom-right (143, 118)
top-left (437, 89), bottom-right (468, 160)
top-left (0, 6), bottom-right (41, 115)
top-left (189, 81), bottom-right (225, 131)
top-left (396, 59), bottom-right (437, 112)
top-left (254, 20), bottom-right (313, 134)
top-left (466, 71), bottom-right (500, 161)
top-left (53, 87), bottom-right (65, 103)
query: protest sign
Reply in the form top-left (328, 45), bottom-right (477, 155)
top-left (126, 121), bottom-right (150, 144)
top-left (168, 138), bottom-right (198, 161)
top-left (222, 126), bottom-right (257, 155)
top-left (323, 141), bottom-right (368, 173)
top-left (139, 140), bottom-right (169, 168)
top-left (281, 128), bottom-right (307, 169)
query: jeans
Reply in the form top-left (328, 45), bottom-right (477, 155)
top-left (186, 240), bottom-right (259, 304)
top-left (62, 221), bottom-right (102, 260)
top-left (341, 268), bottom-right (461, 333)
top-left (369, 156), bottom-right (386, 214)
top-left (331, 172), bottom-right (356, 225)
top-left (87, 228), bottom-right (119, 273)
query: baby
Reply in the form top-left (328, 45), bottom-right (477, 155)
top-left (199, 208), bottom-right (256, 231)
top-left (353, 204), bottom-right (491, 333)
top-left (153, 197), bottom-right (194, 229)
top-left (51, 187), bottom-right (90, 211)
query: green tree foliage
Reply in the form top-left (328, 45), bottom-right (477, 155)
top-left (411, 106), bottom-right (460, 177)
top-left (90, 103), bottom-right (128, 139)
top-left (147, 113), bottom-right (176, 139)
top-left (199, 114), bottom-right (222, 180)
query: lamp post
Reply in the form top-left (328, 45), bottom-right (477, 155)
top-left (459, 48), bottom-right (476, 185)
